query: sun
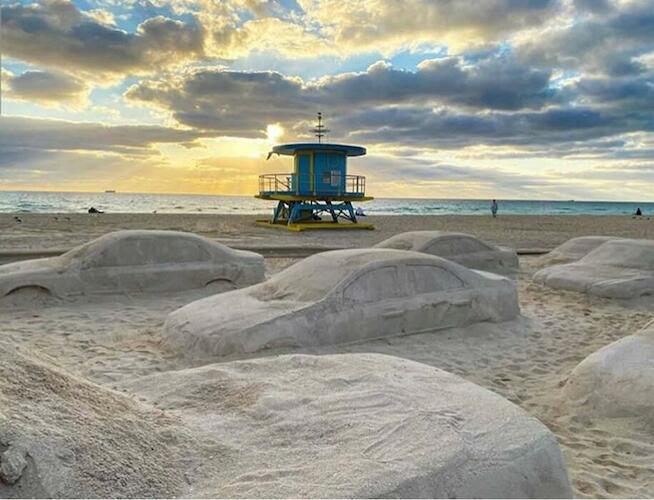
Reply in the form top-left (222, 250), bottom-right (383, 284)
top-left (266, 123), bottom-right (284, 143)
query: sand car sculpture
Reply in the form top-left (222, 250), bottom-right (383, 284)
top-left (163, 248), bottom-right (520, 359)
top-left (564, 320), bottom-right (654, 418)
top-left (374, 231), bottom-right (519, 273)
top-left (533, 238), bottom-right (654, 299)
top-left (0, 230), bottom-right (265, 300)
top-left (537, 235), bottom-right (617, 266)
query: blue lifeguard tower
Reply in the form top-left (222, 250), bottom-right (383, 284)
top-left (256, 113), bottom-right (374, 231)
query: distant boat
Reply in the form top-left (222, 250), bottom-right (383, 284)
top-left (105, 190), bottom-right (116, 193)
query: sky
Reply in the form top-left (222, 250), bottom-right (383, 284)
top-left (1, 0), bottom-right (654, 200)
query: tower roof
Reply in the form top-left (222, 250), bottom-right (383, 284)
top-left (271, 143), bottom-right (366, 157)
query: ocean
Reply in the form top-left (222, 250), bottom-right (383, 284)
top-left (1, 191), bottom-right (653, 216)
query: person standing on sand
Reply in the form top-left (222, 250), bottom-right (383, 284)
top-left (491, 199), bottom-right (499, 218)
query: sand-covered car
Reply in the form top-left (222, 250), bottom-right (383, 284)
top-left (537, 236), bottom-right (617, 266)
top-left (374, 231), bottom-right (518, 273)
top-left (164, 248), bottom-right (520, 359)
top-left (0, 230), bottom-right (264, 301)
top-left (533, 238), bottom-right (654, 299)
top-left (564, 320), bottom-right (654, 418)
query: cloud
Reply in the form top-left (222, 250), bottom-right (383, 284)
top-left (0, 116), bottom-right (209, 156)
top-left (125, 55), bottom-right (561, 135)
top-left (3, 70), bottom-right (90, 107)
top-left (516, 0), bottom-right (654, 75)
top-left (298, 0), bottom-right (561, 54)
top-left (339, 105), bottom-right (653, 149)
top-left (1, 0), bottom-right (205, 79)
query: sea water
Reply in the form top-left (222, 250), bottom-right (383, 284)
top-left (1, 191), bottom-right (653, 216)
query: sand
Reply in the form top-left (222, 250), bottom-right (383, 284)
top-left (2, 213), bottom-right (654, 497)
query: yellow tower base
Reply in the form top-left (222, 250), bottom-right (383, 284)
top-left (256, 220), bottom-right (374, 232)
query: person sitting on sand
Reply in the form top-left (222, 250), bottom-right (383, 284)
top-left (491, 199), bottom-right (499, 218)
top-left (635, 207), bottom-right (643, 217)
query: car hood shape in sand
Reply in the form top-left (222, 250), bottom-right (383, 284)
top-left (119, 353), bottom-right (573, 498)
top-left (374, 230), bottom-right (519, 274)
top-left (564, 320), bottom-right (654, 418)
top-left (533, 238), bottom-right (654, 299)
top-left (0, 230), bottom-right (264, 302)
top-left (163, 248), bottom-right (520, 360)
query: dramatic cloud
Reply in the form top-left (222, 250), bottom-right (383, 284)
top-left (1, 0), bottom-right (205, 78)
top-left (300, 0), bottom-right (561, 53)
top-left (125, 55), bottom-right (561, 135)
top-left (517, 0), bottom-right (654, 75)
top-left (0, 116), bottom-right (208, 156)
top-left (3, 70), bottom-right (89, 106)
top-left (2, 0), bottom-right (654, 200)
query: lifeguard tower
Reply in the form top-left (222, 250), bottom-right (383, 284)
top-left (256, 113), bottom-right (374, 231)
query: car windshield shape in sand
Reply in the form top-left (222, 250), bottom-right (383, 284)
top-left (0, 230), bottom-right (264, 303)
top-left (374, 231), bottom-right (519, 274)
top-left (163, 248), bottom-right (520, 359)
top-left (533, 238), bottom-right (654, 299)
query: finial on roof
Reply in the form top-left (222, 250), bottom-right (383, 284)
top-left (312, 112), bottom-right (330, 144)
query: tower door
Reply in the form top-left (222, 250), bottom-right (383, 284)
top-left (294, 153), bottom-right (312, 194)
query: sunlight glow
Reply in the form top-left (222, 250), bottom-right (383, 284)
top-left (266, 123), bottom-right (284, 144)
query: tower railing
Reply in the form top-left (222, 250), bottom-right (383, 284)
top-left (258, 173), bottom-right (366, 197)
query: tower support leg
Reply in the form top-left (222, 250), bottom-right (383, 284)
top-left (326, 201), bottom-right (338, 222)
top-left (345, 201), bottom-right (358, 223)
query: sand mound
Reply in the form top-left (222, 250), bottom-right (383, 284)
top-left (533, 238), bottom-right (654, 299)
top-left (536, 236), bottom-right (617, 267)
top-left (374, 231), bottom-right (519, 273)
top-left (564, 321), bottom-right (654, 418)
top-left (163, 249), bottom-right (519, 360)
top-left (0, 230), bottom-right (264, 304)
top-left (0, 341), bottom-right (189, 498)
top-left (121, 353), bottom-right (572, 498)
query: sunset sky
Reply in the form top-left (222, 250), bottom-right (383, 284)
top-left (1, 0), bottom-right (654, 199)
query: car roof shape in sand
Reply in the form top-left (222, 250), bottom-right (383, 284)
top-left (163, 248), bottom-right (520, 360)
top-left (374, 231), bottom-right (519, 274)
top-left (564, 320), bottom-right (654, 419)
top-left (0, 230), bottom-right (264, 304)
top-left (536, 236), bottom-right (618, 266)
top-left (533, 238), bottom-right (654, 299)
top-left (118, 353), bottom-right (572, 498)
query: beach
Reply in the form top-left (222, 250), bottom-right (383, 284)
top-left (2, 213), bottom-right (654, 497)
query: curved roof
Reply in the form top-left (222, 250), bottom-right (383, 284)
top-left (251, 248), bottom-right (474, 302)
top-left (375, 231), bottom-right (492, 252)
top-left (271, 143), bottom-right (366, 157)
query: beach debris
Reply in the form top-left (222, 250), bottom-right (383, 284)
top-left (119, 352), bottom-right (573, 498)
top-left (0, 445), bottom-right (27, 485)
top-left (87, 207), bottom-right (104, 214)
top-left (0, 230), bottom-right (264, 305)
top-left (564, 320), bottom-right (654, 418)
top-left (13, 217), bottom-right (22, 223)
top-left (163, 248), bottom-right (520, 360)
top-left (533, 238), bottom-right (654, 299)
top-left (375, 231), bottom-right (519, 274)
top-left (536, 236), bottom-right (618, 266)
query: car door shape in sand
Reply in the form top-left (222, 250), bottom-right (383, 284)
top-left (533, 238), bottom-right (654, 299)
top-left (163, 248), bottom-right (520, 359)
top-left (0, 230), bottom-right (264, 300)
top-left (374, 231), bottom-right (518, 273)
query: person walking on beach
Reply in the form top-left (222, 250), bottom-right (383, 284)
top-left (491, 199), bottom-right (499, 218)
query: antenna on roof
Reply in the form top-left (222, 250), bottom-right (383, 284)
top-left (312, 112), bottom-right (330, 144)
